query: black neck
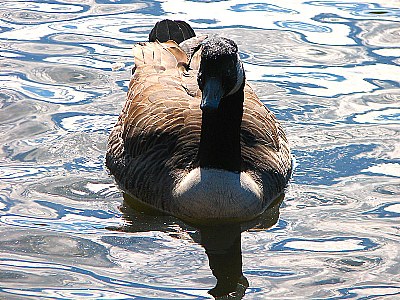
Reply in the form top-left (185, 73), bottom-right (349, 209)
top-left (198, 90), bottom-right (244, 172)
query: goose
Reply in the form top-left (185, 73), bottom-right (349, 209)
top-left (106, 20), bottom-right (292, 225)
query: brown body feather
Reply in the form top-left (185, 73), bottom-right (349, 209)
top-left (106, 38), bottom-right (292, 222)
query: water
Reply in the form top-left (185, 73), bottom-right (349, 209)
top-left (0, 0), bottom-right (399, 298)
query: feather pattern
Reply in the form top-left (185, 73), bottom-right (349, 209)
top-left (106, 36), bottom-right (292, 223)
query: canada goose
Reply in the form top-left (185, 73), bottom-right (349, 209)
top-left (106, 20), bottom-right (292, 225)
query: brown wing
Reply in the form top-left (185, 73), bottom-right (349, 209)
top-left (106, 41), bottom-right (202, 209)
top-left (241, 84), bottom-right (292, 199)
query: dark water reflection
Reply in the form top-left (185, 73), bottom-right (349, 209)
top-left (108, 194), bottom-right (284, 298)
top-left (1, 0), bottom-right (400, 299)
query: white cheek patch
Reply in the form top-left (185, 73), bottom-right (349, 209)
top-left (226, 56), bottom-right (245, 97)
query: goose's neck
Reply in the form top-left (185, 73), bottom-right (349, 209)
top-left (199, 91), bottom-right (244, 172)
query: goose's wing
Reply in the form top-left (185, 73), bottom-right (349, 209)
top-left (106, 41), bottom-right (202, 208)
top-left (241, 85), bottom-right (292, 197)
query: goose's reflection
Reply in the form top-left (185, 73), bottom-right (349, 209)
top-left (110, 193), bottom-right (284, 299)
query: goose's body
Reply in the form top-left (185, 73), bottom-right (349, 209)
top-left (106, 21), bottom-right (292, 225)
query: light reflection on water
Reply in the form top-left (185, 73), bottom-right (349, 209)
top-left (0, 0), bottom-right (399, 299)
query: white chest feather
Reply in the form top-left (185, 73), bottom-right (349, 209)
top-left (172, 168), bottom-right (263, 221)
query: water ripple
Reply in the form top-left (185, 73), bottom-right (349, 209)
top-left (271, 237), bottom-right (378, 252)
top-left (362, 163), bottom-right (400, 178)
top-left (0, 258), bottom-right (211, 299)
top-left (1, 2), bottom-right (87, 13)
top-left (364, 203), bottom-right (400, 218)
top-left (1, 0), bottom-right (400, 298)
top-left (1, 288), bottom-right (136, 300)
top-left (332, 285), bottom-right (400, 300)
top-left (0, 165), bottom-right (51, 182)
top-left (357, 21), bottom-right (400, 47)
top-left (95, 0), bottom-right (164, 16)
top-left (0, 214), bottom-right (119, 233)
top-left (52, 112), bottom-right (116, 133)
top-left (245, 269), bottom-right (295, 278)
top-left (230, 3), bottom-right (299, 14)
top-left (0, 187), bottom-right (13, 212)
top-left (1, 73), bottom-right (96, 104)
top-left (32, 178), bottom-right (120, 202)
top-left (375, 183), bottom-right (400, 196)
top-left (275, 20), bottom-right (332, 32)
top-left (0, 231), bottom-right (111, 259)
top-left (232, 29), bottom-right (371, 68)
top-left (293, 144), bottom-right (382, 186)
top-left (353, 108), bottom-right (400, 124)
top-left (0, 10), bottom-right (80, 25)
top-left (6, 41), bottom-right (88, 56)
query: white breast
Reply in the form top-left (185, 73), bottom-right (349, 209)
top-left (172, 167), bottom-right (263, 222)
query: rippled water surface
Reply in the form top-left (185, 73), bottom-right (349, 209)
top-left (1, 0), bottom-right (400, 299)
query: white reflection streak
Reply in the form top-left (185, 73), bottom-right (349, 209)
top-left (162, 0), bottom-right (354, 45)
top-left (348, 286), bottom-right (400, 298)
top-left (0, 213), bottom-right (121, 233)
top-left (0, 260), bottom-right (71, 270)
top-left (0, 2), bottom-right (84, 13)
top-left (0, 75), bottom-right (93, 103)
top-left (44, 56), bottom-right (117, 69)
top-left (0, 166), bottom-right (48, 180)
top-left (354, 108), bottom-right (400, 124)
top-left (285, 238), bottom-right (367, 252)
top-left (245, 62), bottom-right (400, 97)
top-left (384, 204), bottom-right (400, 214)
top-left (81, 44), bottom-right (132, 57)
top-left (361, 163), bottom-right (400, 177)
top-left (0, 0), bottom-right (355, 45)
top-left (0, 51), bottom-right (23, 58)
top-left (373, 48), bottom-right (400, 57)
top-left (0, 16), bottom-right (151, 41)
top-left (85, 182), bottom-right (119, 195)
top-left (59, 115), bottom-right (117, 132)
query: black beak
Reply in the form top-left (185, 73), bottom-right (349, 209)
top-left (200, 77), bottom-right (224, 112)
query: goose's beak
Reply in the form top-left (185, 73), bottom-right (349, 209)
top-left (200, 77), bottom-right (224, 112)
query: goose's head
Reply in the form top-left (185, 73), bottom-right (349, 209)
top-left (198, 36), bottom-right (245, 112)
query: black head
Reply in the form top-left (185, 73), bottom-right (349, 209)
top-left (198, 36), bottom-right (245, 112)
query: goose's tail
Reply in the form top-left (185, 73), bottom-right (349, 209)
top-left (149, 19), bottom-right (196, 44)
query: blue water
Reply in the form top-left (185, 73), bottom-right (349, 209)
top-left (0, 0), bottom-right (399, 299)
